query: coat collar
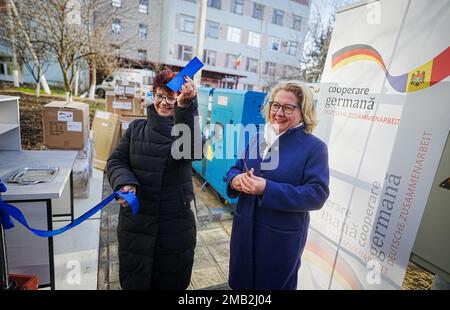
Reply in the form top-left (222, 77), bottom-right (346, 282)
top-left (257, 122), bottom-right (306, 161)
top-left (286, 122), bottom-right (305, 134)
top-left (147, 104), bottom-right (174, 137)
top-left (263, 122), bottom-right (305, 144)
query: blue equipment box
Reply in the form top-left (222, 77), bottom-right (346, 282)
top-left (193, 88), bottom-right (266, 206)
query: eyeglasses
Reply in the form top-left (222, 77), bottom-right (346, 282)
top-left (155, 93), bottom-right (177, 105)
top-left (269, 102), bottom-right (298, 115)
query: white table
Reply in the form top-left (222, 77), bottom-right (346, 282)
top-left (0, 150), bottom-right (77, 289)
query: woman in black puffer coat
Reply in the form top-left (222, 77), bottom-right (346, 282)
top-left (106, 70), bottom-right (202, 290)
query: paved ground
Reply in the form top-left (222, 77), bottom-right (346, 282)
top-left (98, 172), bottom-right (233, 290)
top-left (97, 171), bottom-right (435, 290)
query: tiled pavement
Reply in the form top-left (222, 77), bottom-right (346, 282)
top-left (98, 173), bottom-right (233, 290)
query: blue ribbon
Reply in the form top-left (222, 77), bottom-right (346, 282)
top-left (0, 180), bottom-right (139, 238)
top-left (167, 56), bottom-right (204, 92)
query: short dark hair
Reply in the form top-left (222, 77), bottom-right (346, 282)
top-left (153, 69), bottom-right (177, 95)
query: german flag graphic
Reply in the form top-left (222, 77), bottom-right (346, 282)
top-left (331, 44), bottom-right (450, 93)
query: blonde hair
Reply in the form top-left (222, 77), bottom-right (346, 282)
top-left (262, 80), bottom-right (317, 134)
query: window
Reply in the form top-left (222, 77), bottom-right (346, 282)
top-left (226, 54), bottom-right (239, 69)
top-left (292, 15), bottom-right (302, 31)
top-left (203, 50), bottom-right (217, 66)
top-left (288, 41), bottom-right (298, 56)
top-left (248, 32), bottom-right (261, 48)
top-left (139, 0), bottom-right (148, 13)
top-left (180, 15), bottom-right (195, 33)
top-left (112, 0), bottom-right (121, 8)
top-left (291, 0), bottom-right (310, 5)
top-left (227, 26), bottom-right (241, 43)
top-left (206, 20), bottom-right (219, 39)
top-left (244, 84), bottom-right (254, 90)
top-left (138, 49), bottom-right (147, 61)
top-left (224, 81), bottom-right (235, 89)
top-left (268, 37), bottom-right (280, 51)
top-left (0, 63), bottom-right (5, 75)
top-left (138, 24), bottom-right (148, 39)
top-left (272, 9), bottom-right (284, 26)
top-left (112, 19), bottom-right (121, 34)
top-left (252, 3), bottom-right (264, 20)
top-left (264, 61), bottom-right (276, 75)
top-left (283, 65), bottom-right (299, 77)
top-left (231, 0), bottom-right (244, 15)
top-left (178, 45), bottom-right (193, 61)
top-left (246, 58), bottom-right (258, 73)
top-left (207, 0), bottom-right (221, 9)
top-left (6, 63), bottom-right (12, 75)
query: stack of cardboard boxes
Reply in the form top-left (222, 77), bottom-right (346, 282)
top-left (43, 79), bottom-right (149, 184)
top-left (42, 101), bottom-right (92, 198)
top-left (93, 79), bottom-right (147, 171)
top-left (106, 80), bottom-right (147, 116)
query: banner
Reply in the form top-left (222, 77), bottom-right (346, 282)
top-left (298, 0), bottom-right (450, 289)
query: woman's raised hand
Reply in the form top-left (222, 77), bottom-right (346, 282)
top-left (177, 75), bottom-right (197, 108)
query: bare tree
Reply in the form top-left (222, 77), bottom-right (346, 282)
top-left (299, 15), bottom-right (334, 82)
top-left (9, 0), bottom-right (125, 101)
top-left (2, 0), bottom-right (52, 94)
top-left (16, 40), bottom-right (51, 97)
top-left (297, 0), bottom-right (354, 82)
top-left (0, 1), bottom-right (53, 96)
top-left (2, 0), bottom-right (20, 87)
top-left (6, 0), bottom-right (85, 99)
top-left (80, 0), bottom-right (122, 99)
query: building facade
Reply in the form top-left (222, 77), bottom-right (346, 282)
top-left (101, 0), bottom-right (310, 90)
top-left (99, 0), bottom-right (163, 64)
top-left (0, 0), bottom-right (310, 90)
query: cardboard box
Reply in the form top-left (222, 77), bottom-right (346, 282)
top-left (106, 93), bottom-right (144, 116)
top-left (114, 85), bottom-right (125, 96)
top-left (116, 80), bottom-right (137, 88)
top-left (120, 115), bottom-right (146, 136)
top-left (124, 86), bottom-right (138, 96)
top-left (43, 101), bottom-right (90, 150)
top-left (115, 80), bottom-right (139, 97)
top-left (92, 111), bottom-right (121, 171)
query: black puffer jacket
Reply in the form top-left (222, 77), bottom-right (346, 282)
top-left (106, 98), bottom-right (201, 290)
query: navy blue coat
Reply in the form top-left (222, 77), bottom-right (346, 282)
top-left (225, 124), bottom-right (329, 290)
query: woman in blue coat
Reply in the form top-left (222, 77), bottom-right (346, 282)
top-left (226, 81), bottom-right (330, 290)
